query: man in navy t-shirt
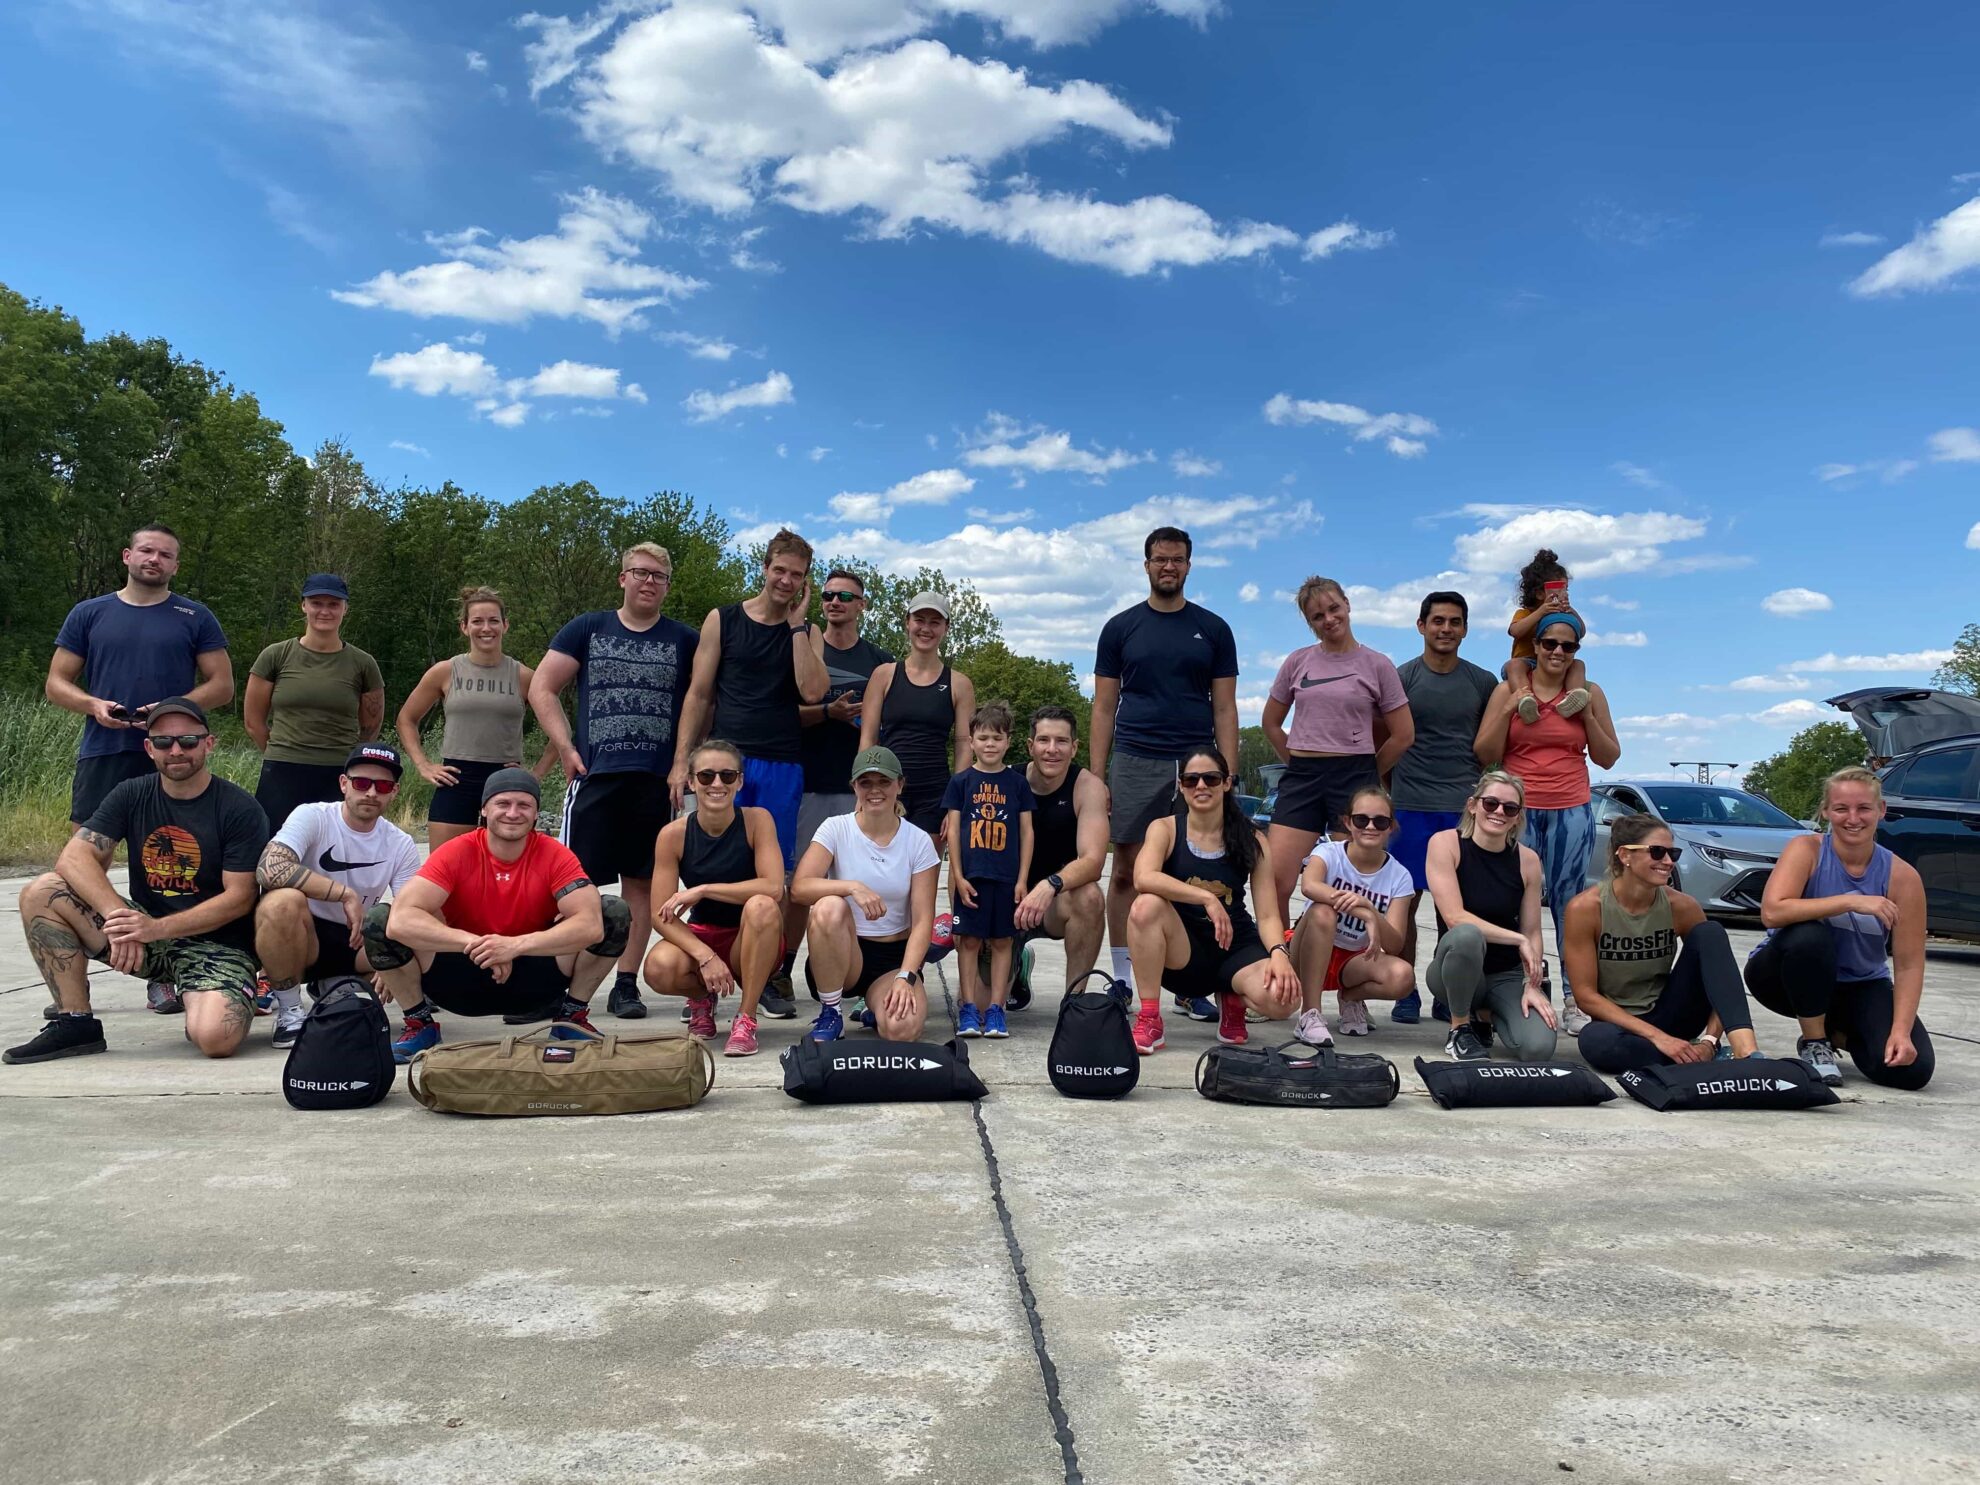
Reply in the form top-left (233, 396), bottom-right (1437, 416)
top-left (47, 523), bottom-right (233, 828)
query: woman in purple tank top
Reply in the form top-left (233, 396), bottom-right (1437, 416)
top-left (1745, 766), bottom-right (1933, 1090)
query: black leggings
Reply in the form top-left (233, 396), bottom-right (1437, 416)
top-left (1743, 921), bottom-right (1935, 1091)
top-left (1579, 921), bottom-right (1754, 1073)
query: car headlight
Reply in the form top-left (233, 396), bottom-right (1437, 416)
top-left (1684, 841), bottom-right (1774, 870)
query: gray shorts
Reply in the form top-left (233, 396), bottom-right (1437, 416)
top-left (1107, 752), bottom-right (1180, 845)
top-left (797, 792), bottom-right (854, 854)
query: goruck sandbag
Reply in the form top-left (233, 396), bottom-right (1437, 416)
top-left (1195, 1040), bottom-right (1400, 1109)
top-left (1047, 971), bottom-right (1137, 1100)
top-left (1414, 1057), bottom-right (1616, 1110)
top-left (408, 1022), bottom-right (714, 1116)
top-left (282, 976), bottom-right (395, 1110)
top-left (1616, 1057), bottom-right (1841, 1112)
top-left (782, 1035), bottom-right (987, 1104)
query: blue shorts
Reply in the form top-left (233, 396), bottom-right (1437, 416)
top-left (739, 756), bottom-right (803, 871)
top-left (954, 883), bottom-right (1018, 942)
top-left (1391, 809), bottom-right (1462, 893)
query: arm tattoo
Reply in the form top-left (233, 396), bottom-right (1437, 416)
top-left (257, 841), bottom-right (309, 892)
top-left (77, 828), bottom-right (115, 856)
top-left (553, 878), bottom-right (595, 902)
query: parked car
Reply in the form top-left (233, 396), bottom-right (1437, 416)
top-left (1250, 762), bottom-right (1286, 828)
top-left (1236, 793), bottom-right (1266, 822)
top-left (1874, 734), bottom-right (1980, 942)
top-left (1825, 687), bottom-right (1980, 766)
top-left (1587, 781), bottom-right (1805, 915)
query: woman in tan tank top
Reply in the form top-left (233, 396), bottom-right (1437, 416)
top-left (396, 587), bottom-right (551, 848)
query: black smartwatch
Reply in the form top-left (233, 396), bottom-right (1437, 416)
top-left (792, 620), bottom-right (813, 636)
top-left (1046, 873), bottom-right (1064, 894)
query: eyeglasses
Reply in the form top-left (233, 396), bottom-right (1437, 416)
top-left (622, 568), bottom-right (672, 585)
top-left (1146, 557), bottom-right (1190, 569)
top-left (1620, 843), bottom-right (1684, 864)
top-left (1536, 637), bottom-right (1580, 654)
top-left (345, 776), bottom-right (399, 796)
top-left (1179, 770), bottom-right (1226, 788)
top-left (1348, 813), bottom-right (1395, 831)
top-left (693, 768), bottom-right (741, 786)
top-left (820, 590), bottom-right (863, 604)
top-left (145, 732), bottom-right (208, 752)
top-left (1476, 797), bottom-right (1521, 815)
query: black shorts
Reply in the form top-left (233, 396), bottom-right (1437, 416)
top-left (803, 935), bottom-right (910, 999)
top-left (307, 915), bottom-right (362, 979)
top-left (420, 953), bottom-right (570, 1018)
top-left (428, 759), bottom-right (504, 825)
top-left (1270, 754), bottom-right (1378, 834)
top-left (903, 790), bottom-right (945, 839)
top-left (256, 759), bottom-right (345, 834)
top-left (1163, 923), bottom-right (1269, 1000)
top-left (70, 751), bottom-right (156, 825)
top-left (954, 884), bottom-right (1017, 941)
top-left (562, 769), bottom-right (671, 886)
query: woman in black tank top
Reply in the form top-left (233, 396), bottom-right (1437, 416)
top-left (1124, 747), bottom-right (1300, 1056)
top-left (640, 741), bottom-right (789, 1058)
top-left (1421, 768), bottom-right (1557, 1063)
top-left (860, 596), bottom-right (976, 842)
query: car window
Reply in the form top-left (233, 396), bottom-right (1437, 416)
top-left (1593, 794), bottom-right (1628, 823)
top-left (1610, 787), bottom-right (1647, 812)
top-left (1641, 786), bottom-right (1800, 828)
top-left (1894, 746), bottom-right (1979, 802)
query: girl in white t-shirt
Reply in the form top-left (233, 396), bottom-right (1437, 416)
top-left (1290, 784), bottom-right (1416, 1042)
top-left (792, 745), bottom-right (939, 1043)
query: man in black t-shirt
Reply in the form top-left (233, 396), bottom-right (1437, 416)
top-left (7, 699), bottom-right (270, 1065)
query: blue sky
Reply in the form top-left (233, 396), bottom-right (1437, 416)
top-left (5, 0), bottom-right (1976, 780)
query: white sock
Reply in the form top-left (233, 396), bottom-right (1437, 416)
top-left (272, 987), bottom-right (304, 1017)
top-left (1109, 947), bottom-right (1135, 991)
top-left (821, 990), bottom-right (843, 1008)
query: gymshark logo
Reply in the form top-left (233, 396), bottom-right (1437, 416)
top-left (288, 1078), bottom-right (370, 1091)
top-left (1297, 673), bottom-right (1352, 688)
top-left (1475, 1066), bottom-right (1574, 1079)
top-left (319, 848), bottom-right (382, 873)
top-left (1055, 1064), bottom-right (1133, 1077)
top-left (834, 1054), bottom-right (943, 1071)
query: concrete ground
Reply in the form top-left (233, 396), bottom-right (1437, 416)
top-left (3, 866), bottom-right (1977, 1485)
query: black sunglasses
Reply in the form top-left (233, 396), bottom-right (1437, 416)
top-left (1179, 770), bottom-right (1226, 788)
top-left (820, 590), bottom-right (863, 603)
top-left (1348, 813), bottom-right (1394, 831)
top-left (146, 732), bottom-right (208, 752)
top-left (1621, 843), bottom-right (1684, 864)
top-left (1536, 637), bottom-right (1581, 654)
top-left (693, 768), bottom-right (741, 785)
top-left (1477, 796), bottom-right (1521, 815)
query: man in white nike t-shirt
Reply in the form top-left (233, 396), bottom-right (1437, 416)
top-left (252, 742), bottom-right (423, 1047)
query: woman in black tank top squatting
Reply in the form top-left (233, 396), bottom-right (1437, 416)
top-left (1421, 768), bottom-right (1557, 1063)
top-left (640, 740), bottom-right (789, 1058)
top-left (860, 591), bottom-right (976, 845)
top-left (1125, 746), bottom-right (1300, 1056)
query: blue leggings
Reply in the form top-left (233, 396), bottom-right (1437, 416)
top-left (1521, 803), bottom-right (1595, 993)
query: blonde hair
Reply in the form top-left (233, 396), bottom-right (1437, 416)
top-left (1822, 765), bottom-right (1883, 809)
top-left (1460, 769), bottom-right (1526, 839)
top-left (1296, 576), bottom-right (1347, 615)
top-left (458, 585), bottom-right (506, 622)
top-left (622, 541), bottom-right (673, 572)
top-left (1348, 783), bottom-right (1394, 818)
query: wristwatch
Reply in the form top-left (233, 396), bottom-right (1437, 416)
top-left (792, 620), bottom-right (813, 635)
top-left (1269, 942), bottom-right (1292, 957)
top-left (895, 968), bottom-right (923, 986)
top-left (1046, 873), bottom-right (1064, 894)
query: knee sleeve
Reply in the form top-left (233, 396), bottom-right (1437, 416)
top-left (591, 895), bottom-right (632, 960)
top-left (362, 904), bottom-right (415, 970)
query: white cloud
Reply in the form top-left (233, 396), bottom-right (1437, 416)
top-left (388, 439), bottom-right (430, 457)
top-left (368, 342), bottom-right (646, 425)
top-left (1301, 221), bottom-right (1393, 260)
top-left (1968, 521), bottom-right (1980, 551)
top-left (1238, 582), bottom-right (1260, 602)
top-left (1785, 650), bottom-right (1955, 674)
top-left (965, 506), bottom-right (1037, 524)
top-left (1611, 461), bottom-right (1663, 490)
top-left (1586, 595), bottom-right (1639, 611)
top-left (1761, 587), bottom-right (1833, 618)
top-left (683, 370), bottom-right (795, 422)
top-left (466, 48), bottom-right (489, 72)
top-left (1850, 196), bottom-right (1980, 296)
top-left (808, 446), bottom-right (831, 462)
top-left (1713, 674), bottom-right (1810, 693)
top-left (1619, 712), bottom-right (1717, 731)
top-left (962, 413), bottom-right (1150, 482)
top-left (1752, 699), bottom-right (1830, 727)
top-left (1929, 427), bottom-right (1980, 463)
top-left (1816, 456), bottom-right (1919, 484)
top-left (775, 442), bottom-right (788, 458)
top-left (1262, 394), bottom-right (1438, 458)
top-left (657, 330), bottom-right (738, 360)
top-left (369, 343), bottom-right (503, 399)
top-left (521, 359), bottom-right (644, 401)
top-left (335, 188), bottom-right (704, 334)
top-left (1814, 462), bottom-right (1861, 483)
top-left (829, 467), bottom-right (974, 523)
top-left (1171, 450), bottom-right (1222, 478)
top-left (1451, 508), bottom-right (1709, 579)
top-left (1818, 230), bottom-right (1883, 248)
top-left (1582, 630), bottom-right (1647, 647)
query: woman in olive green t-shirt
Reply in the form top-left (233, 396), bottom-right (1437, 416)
top-left (245, 573), bottom-right (385, 831)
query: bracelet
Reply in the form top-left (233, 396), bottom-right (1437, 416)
top-left (1269, 942), bottom-right (1291, 957)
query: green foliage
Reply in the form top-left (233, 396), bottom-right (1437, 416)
top-left (1743, 721), bottom-right (1868, 822)
top-left (1933, 623), bottom-right (1980, 697)
top-left (1235, 725), bottom-right (1278, 795)
top-left (960, 642), bottom-right (1092, 766)
top-left (815, 558), bottom-right (1003, 659)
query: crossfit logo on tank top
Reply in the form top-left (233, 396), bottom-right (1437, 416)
top-left (1599, 927), bottom-right (1675, 962)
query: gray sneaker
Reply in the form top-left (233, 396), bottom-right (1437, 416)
top-left (1797, 1037), bottom-right (1844, 1087)
top-left (272, 1004), bottom-right (307, 1050)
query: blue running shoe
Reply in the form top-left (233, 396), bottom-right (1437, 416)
top-left (810, 1003), bottom-right (845, 1042)
top-left (1713, 1039), bottom-right (1735, 1061)
top-left (392, 1016), bottom-right (439, 1063)
top-left (1389, 990), bottom-right (1422, 1024)
top-left (1106, 977), bottom-right (1134, 1012)
top-left (1175, 994), bottom-right (1216, 1022)
top-left (1430, 998), bottom-right (1451, 1024)
top-left (855, 1006), bottom-right (877, 1031)
top-left (957, 1003), bottom-right (982, 1038)
top-left (982, 1005), bottom-right (1009, 1038)
top-left (549, 1006), bottom-right (598, 1040)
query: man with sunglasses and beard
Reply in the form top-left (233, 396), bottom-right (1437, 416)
top-left (250, 743), bottom-right (425, 1049)
top-left (8, 699), bottom-right (268, 1065)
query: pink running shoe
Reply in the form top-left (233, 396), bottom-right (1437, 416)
top-left (687, 997), bottom-right (718, 1039)
top-left (1132, 1004), bottom-right (1165, 1055)
top-left (1338, 996), bottom-right (1372, 1036)
top-left (723, 1012), bottom-right (759, 1057)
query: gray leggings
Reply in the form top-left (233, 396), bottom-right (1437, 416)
top-left (1428, 923), bottom-right (1558, 1063)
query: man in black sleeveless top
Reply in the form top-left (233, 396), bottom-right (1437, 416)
top-left (1014, 705), bottom-right (1111, 998)
top-left (674, 529), bottom-right (828, 1017)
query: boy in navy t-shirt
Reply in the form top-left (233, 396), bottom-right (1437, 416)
top-left (940, 701), bottom-right (1034, 1039)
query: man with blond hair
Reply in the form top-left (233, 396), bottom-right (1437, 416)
top-left (529, 541), bottom-right (699, 1019)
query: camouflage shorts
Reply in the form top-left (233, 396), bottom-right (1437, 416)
top-left (95, 898), bottom-right (259, 1008)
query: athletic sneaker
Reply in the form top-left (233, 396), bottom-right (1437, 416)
top-left (550, 1006), bottom-right (598, 1040)
top-left (1557, 688), bottom-right (1591, 719)
top-left (1105, 977), bottom-right (1134, 1012)
top-left (759, 968), bottom-right (798, 1020)
top-left (1216, 993), bottom-right (1249, 1046)
top-left (1008, 946), bottom-right (1033, 1011)
top-left (957, 1003), bottom-right (983, 1038)
top-left (855, 1007), bottom-right (878, 1031)
top-left (272, 1003), bottom-right (307, 1050)
top-left (723, 1013), bottom-right (759, 1057)
top-left (1295, 1008), bottom-right (1333, 1045)
top-left (4, 1015), bottom-right (107, 1065)
top-left (1175, 994), bottom-right (1217, 1022)
top-left (810, 1004), bottom-right (844, 1042)
top-left (1560, 999), bottom-right (1592, 1036)
top-left (1389, 990), bottom-right (1422, 1024)
top-left (982, 1005), bottom-right (1009, 1039)
top-left (1445, 1023), bottom-right (1489, 1062)
top-left (1338, 997), bottom-right (1371, 1036)
top-left (1516, 694), bottom-right (1541, 726)
top-left (1132, 1004), bottom-right (1165, 1055)
top-left (686, 997), bottom-right (718, 1040)
top-left (1713, 1039), bottom-right (1735, 1061)
top-left (392, 1016), bottom-right (439, 1063)
top-left (253, 972), bottom-right (275, 1015)
top-left (147, 980), bottom-right (183, 1015)
top-left (1797, 1036), bottom-right (1844, 1087)
top-left (679, 1000), bottom-right (692, 1023)
top-left (607, 976), bottom-right (647, 1020)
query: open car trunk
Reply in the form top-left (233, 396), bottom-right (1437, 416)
top-left (1824, 687), bottom-right (1980, 762)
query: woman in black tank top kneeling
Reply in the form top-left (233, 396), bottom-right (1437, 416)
top-left (642, 740), bottom-right (789, 1059)
top-left (1422, 769), bottom-right (1556, 1063)
top-left (1125, 747), bottom-right (1299, 1057)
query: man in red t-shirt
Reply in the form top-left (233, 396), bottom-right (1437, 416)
top-left (370, 769), bottom-right (630, 1061)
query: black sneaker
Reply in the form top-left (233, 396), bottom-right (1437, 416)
top-left (502, 1008), bottom-right (555, 1025)
top-left (758, 968), bottom-right (797, 1020)
top-left (1472, 1016), bottom-right (1496, 1051)
top-left (6, 1015), bottom-right (108, 1065)
top-left (1444, 1023), bottom-right (1489, 1062)
top-left (607, 978), bottom-right (648, 1020)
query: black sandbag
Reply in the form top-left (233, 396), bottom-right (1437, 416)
top-left (1616, 1057), bottom-right (1840, 1112)
top-left (781, 1035), bottom-right (988, 1104)
top-left (282, 977), bottom-right (395, 1110)
top-left (1195, 1041), bottom-right (1399, 1108)
top-left (1413, 1057), bottom-right (1615, 1109)
top-left (1047, 970), bottom-right (1137, 1100)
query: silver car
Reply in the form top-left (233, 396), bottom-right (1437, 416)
top-left (1588, 781), bottom-right (1805, 915)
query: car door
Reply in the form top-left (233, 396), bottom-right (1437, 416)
top-left (1588, 791), bottom-right (1628, 888)
top-left (1880, 744), bottom-right (1980, 936)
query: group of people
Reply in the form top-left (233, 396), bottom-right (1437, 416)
top-left (6, 522), bottom-right (1936, 1095)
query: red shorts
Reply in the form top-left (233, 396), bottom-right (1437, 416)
top-left (1322, 942), bottom-right (1367, 993)
top-left (687, 920), bottom-right (783, 969)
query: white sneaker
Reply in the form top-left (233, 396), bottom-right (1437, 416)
top-left (1560, 999), bottom-right (1592, 1036)
top-left (1295, 1008), bottom-right (1332, 1045)
top-left (1338, 997), bottom-right (1371, 1036)
top-left (272, 1005), bottom-right (307, 1050)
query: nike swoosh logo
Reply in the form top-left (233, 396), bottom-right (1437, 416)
top-left (319, 848), bottom-right (382, 873)
top-left (1297, 674), bottom-right (1352, 688)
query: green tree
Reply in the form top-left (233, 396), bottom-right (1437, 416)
top-left (1743, 721), bottom-right (1867, 822)
top-left (959, 642), bottom-right (1092, 766)
top-left (819, 559), bottom-right (1002, 659)
top-left (1932, 623), bottom-right (1980, 697)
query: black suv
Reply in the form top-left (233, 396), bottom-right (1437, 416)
top-left (1877, 734), bottom-right (1980, 942)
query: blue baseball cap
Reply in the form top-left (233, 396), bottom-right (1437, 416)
top-left (302, 573), bottom-right (350, 600)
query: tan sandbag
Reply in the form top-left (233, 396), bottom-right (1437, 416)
top-left (407, 1021), bottom-right (714, 1116)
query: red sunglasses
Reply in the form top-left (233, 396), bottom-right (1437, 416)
top-left (344, 776), bottom-right (398, 796)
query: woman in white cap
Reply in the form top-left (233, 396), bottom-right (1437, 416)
top-left (859, 591), bottom-right (975, 842)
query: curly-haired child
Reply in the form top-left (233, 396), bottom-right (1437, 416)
top-left (1505, 548), bottom-right (1591, 724)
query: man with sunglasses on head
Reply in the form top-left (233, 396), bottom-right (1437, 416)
top-left (250, 742), bottom-right (424, 1049)
top-left (530, 542), bottom-right (698, 1023)
top-left (8, 699), bottom-right (268, 1066)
